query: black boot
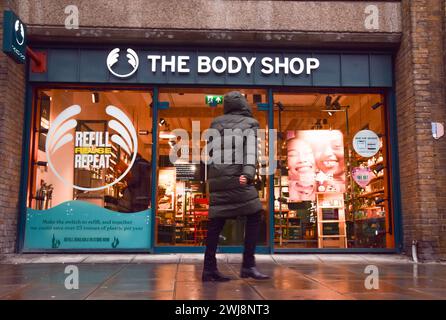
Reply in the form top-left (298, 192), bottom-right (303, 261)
top-left (240, 267), bottom-right (270, 280)
top-left (202, 270), bottom-right (231, 282)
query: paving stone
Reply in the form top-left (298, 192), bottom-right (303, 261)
top-left (82, 254), bottom-right (136, 264)
top-left (316, 254), bottom-right (368, 263)
top-left (133, 254), bottom-right (180, 264)
top-left (272, 254), bottom-right (321, 264)
top-left (31, 254), bottom-right (90, 264)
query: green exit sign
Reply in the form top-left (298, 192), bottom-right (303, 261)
top-left (2, 10), bottom-right (27, 64)
top-left (205, 95), bottom-right (223, 105)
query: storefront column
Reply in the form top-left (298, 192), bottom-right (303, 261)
top-left (395, 0), bottom-right (446, 261)
top-left (0, 0), bottom-right (26, 254)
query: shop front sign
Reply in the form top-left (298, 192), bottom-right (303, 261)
top-left (2, 10), bottom-right (27, 64)
top-left (105, 47), bottom-right (320, 79)
top-left (29, 48), bottom-right (394, 88)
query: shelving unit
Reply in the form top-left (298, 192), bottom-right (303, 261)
top-left (346, 140), bottom-right (390, 248)
top-left (192, 197), bottom-right (209, 245)
top-left (316, 192), bottom-right (347, 248)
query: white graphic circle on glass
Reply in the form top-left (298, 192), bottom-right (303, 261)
top-left (352, 130), bottom-right (380, 158)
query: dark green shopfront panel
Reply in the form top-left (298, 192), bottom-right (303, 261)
top-left (370, 54), bottom-right (394, 87)
top-left (341, 54), bottom-right (370, 87)
top-left (312, 54), bottom-right (341, 86)
top-left (29, 48), bottom-right (393, 87)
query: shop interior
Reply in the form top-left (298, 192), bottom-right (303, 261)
top-left (155, 88), bottom-right (269, 246)
top-left (273, 92), bottom-right (393, 249)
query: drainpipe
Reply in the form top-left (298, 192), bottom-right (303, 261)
top-left (412, 240), bottom-right (419, 263)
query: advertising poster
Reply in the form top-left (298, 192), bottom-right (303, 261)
top-left (287, 130), bottom-right (346, 202)
top-left (24, 100), bottom-right (153, 250)
top-left (24, 202), bottom-right (151, 250)
top-left (352, 129), bottom-right (380, 158)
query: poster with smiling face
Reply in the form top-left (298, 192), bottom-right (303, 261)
top-left (287, 130), bottom-right (346, 202)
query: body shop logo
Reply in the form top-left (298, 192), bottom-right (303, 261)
top-left (106, 48), bottom-right (139, 78)
top-left (14, 20), bottom-right (25, 45)
top-left (46, 105), bottom-right (138, 191)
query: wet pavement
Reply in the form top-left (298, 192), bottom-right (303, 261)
top-left (0, 254), bottom-right (445, 300)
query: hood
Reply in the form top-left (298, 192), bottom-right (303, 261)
top-left (223, 91), bottom-right (253, 117)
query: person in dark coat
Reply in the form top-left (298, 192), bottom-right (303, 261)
top-left (202, 91), bottom-right (270, 282)
top-left (127, 154), bottom-right (151, 212)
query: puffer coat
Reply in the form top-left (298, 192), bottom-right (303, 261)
top-left (207, 91), bottom-right (263, 219)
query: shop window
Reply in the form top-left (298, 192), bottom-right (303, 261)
top-left (25, 89), bottom-right (153, 250)
top-left (155, 88), bottom-right (269, 246)
top-left (273, 93), bottom-right (393, 249)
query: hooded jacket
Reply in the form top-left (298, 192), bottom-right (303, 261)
top-left (207, 91), bottom-right (263, 219)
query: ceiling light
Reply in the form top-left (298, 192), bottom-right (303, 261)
top-left (92, 92), bottom-right (99, 103)
top-left (159, 131), bottom-right (176, 139)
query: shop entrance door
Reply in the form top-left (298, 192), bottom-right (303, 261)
top-left (154, 87), bottom-right (270, 252)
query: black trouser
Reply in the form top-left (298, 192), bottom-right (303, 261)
top-left (204, 211), bottom-right (261, 271)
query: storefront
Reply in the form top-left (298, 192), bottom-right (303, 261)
top-left (18, 46), bottom-right (401, 253)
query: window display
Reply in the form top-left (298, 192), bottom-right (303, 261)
top-left (25, 89), bottom-right (153, 250)
top-left (274, 93), bottom-right (393, 249)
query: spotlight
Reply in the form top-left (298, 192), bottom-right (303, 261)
top-left (159, 118), bottom-right (166, 126)
top-left (328, 111), bottom-right (333, 117)
top-left (34, 161), bottom-right (48, 167)
top-left (92, 92), bottom-right (99, 103)
top-left (253, 94), bottom-right (262, 104)
top-left (325, 95), bottom-right (332, 108)
top-left (276, 101), bottom-right (284, 111)
top-left (332, 95), bottom-right (341, 105)
top-left (372, 102), bottom-right (383, 110)
top-left (374, 163), bottom-right (385, 173)
top-left (375, 198), bottom-right (386, 205)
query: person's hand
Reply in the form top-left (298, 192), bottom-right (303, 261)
top-left (239, 175), bottom-right (248, 185)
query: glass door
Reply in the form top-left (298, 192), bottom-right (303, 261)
top-left (155, 87), bottom-right (270, 249)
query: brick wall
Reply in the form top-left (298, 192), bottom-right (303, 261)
top-left (395, 0), bottom-right (446, 261)
top-left (0, 0), bottom-right (26, 254)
